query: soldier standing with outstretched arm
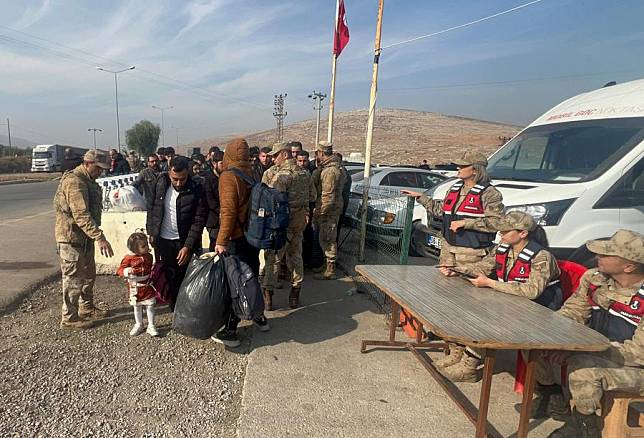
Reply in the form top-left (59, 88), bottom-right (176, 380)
top-left (54, 150), bottom-right (114, 330)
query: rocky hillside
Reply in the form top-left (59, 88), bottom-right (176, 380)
top-left (185, 108), bottom-right (521, 165)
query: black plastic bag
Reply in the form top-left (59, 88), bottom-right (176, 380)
top-left (172, 254), bottom-right (230, 339)
top-left (223, 254), bottom-right (264, 320)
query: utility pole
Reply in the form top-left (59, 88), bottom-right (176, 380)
top-left (169, 126), bottom-right (180, 146)
top-left (6, 118), bottom-right (11, 149)
top-left (359, 0), bottom-right (384, 262)
top-left (88, 128), bottom-right (102, 150)
top-left (152, 105), bottom-right (174, 148)
top-left (273, 93), bottom-right (287, 142)
top-left (96, 66), bottom-right (135, 152)
top-left (308, 91), bottom-right (326, 147)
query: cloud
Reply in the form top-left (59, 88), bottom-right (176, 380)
top-left (174, 0), bottom-right (227, 40)
top-left (14, 0), bottom-right (51, 30)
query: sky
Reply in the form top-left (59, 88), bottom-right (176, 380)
top-left (1, 0), bottom-right (644, 148)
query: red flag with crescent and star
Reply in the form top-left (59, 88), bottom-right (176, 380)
top-left (333, 0), bottom-right (350, 56)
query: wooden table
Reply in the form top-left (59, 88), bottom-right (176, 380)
top-left (356, 265), bottom-right (609, 438)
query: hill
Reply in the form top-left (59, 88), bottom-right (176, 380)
top-left (185, 108), bottom-right (521, 165)
top-left (0, 135), bottom-right (37, 149)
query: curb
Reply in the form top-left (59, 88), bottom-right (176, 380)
top-left (0, 270), bottom-right (60, 316)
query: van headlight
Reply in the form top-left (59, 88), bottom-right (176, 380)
top-left (505, 198), bottom-right (576, 226)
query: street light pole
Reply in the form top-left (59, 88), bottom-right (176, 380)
top-left (87, 128), bottom-right (103, 150)
top-left (152, 105), bottom-right (174, 148)
top-left (308, 91), bottom-right (326, 146)
top-left (96, 65), bottom-right (135, 152)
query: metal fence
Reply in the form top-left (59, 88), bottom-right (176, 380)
top-left (96, 173), bottom-right (138, 211)
top-left (338, 189), bottom-right (416, 314)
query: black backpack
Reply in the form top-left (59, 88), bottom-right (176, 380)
top-left (228, 168), bottom-right (290, 250)
top-left (222, 254), bottom-right (265, 320)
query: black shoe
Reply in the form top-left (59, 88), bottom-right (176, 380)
top-left (212, 329), bottom-right (241, 348)
top-left (253, 315), bottom-right (270, 332)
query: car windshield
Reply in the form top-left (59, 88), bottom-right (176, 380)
top-left (351, 168), bottom-right (382, 181)
top-left (34, 151), bottom-right (51, 159)
top-left (487, 117), bottom-right (644, 183)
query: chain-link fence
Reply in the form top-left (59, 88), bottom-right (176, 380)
top-left (338, 189), bottom-right (416, 314)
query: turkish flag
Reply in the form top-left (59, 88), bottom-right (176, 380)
top-left (333, 0), bottom-right (350, 56)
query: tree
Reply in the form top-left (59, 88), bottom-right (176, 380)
top-left (125, 120), bottom-right (160, 156)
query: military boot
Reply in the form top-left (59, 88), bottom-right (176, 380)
top-left (440, 355), bottom-right (481, 383)
top-left (263, 289), bottom-right (274, 312)
top-left (289, 287), bottom-right (301, 309)
top-left (516, 384), bottom-right (570, 421)
top-left (547, 409), bottom-right (602, 438)
top-left (60, 318), bottom-right (94, 330)
top-left (433, 344), bottom-right (465, 369)
top-left (315, 261), bottom-right (338, 280)
top-left (79, 306), bottom-right (109, 320)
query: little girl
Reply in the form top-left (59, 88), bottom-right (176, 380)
top-left (117, 231), bottom-right (158, 337)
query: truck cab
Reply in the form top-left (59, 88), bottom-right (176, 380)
top-left (31, 144), bottom-right (60, 172)
top-left (423, 79), bottom-right (644, 265)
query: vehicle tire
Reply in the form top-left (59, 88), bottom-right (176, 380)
top-left (409, 221), bottom-right (435, 258)
top-left (568, 245), bottom-right (597, 269)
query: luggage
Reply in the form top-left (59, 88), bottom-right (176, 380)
top-left (109, 185), bottom-right (146, 212)
top-left (223, 254), bottom-right (265, 320)
top-left (148, 261), bottom-right (170, 305)
top-left (228, 168), bottom-right (290, 250)
top-left (172, 253), bottom-right (230, 339)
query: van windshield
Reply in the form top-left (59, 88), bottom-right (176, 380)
top-left (487, 117), bottom-right (644, 183)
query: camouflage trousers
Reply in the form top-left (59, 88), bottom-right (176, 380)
top-left (438, 238), bottom-right (491, 268)
top-left (316, 214), bottom-right (340, 264)
top-left (535, 353), bottom-right (644, 416)
top-left (57, 241), bottom-right (96, 322)
top-left (262, 209), bottom-right (307, 290)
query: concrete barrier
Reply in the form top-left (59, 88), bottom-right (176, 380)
top-left (96, 211), bottom-right (210, 274)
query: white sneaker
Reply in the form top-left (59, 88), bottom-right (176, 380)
top-left (129, 324), bottom-right (145, 336)
top-left (146, 325), bottom-right (159, 337)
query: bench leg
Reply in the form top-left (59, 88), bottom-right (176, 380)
top-left (517, 350), bottom-right (538, 438)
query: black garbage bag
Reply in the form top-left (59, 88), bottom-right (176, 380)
top-left (172, 254), bottom-right (230, 339)
top-left (222, 254), bottom-right (264, 320)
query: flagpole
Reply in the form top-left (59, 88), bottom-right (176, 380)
top-left (326, 0), bottom-right (340, 144)
top-left (359, 0), bottom-right (384, 262)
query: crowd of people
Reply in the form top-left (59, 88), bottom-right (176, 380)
top-left (402, 151), bottom-right (643, 438)
top-left (52, 144), bottom-right (642, 438)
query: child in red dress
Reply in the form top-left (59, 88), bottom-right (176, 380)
top-left (117, 232), bottom-right (158, 336)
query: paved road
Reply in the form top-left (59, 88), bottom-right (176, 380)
top-left (0, 181), bottom-right (60, 308)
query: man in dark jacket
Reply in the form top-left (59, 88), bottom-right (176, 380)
top-left (108, 149), bottom-right (131, 175)
top-left (204, 150), bottom-right (224, 250)
top-left (147, 155), bottom-right (208, 310)
top-left (132, 153), bottom-right (160, 208)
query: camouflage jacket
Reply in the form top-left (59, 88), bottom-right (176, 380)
top-left (262, 159), bottom-right (316, 210)
top-left (418, 183), bottom-right (504, 233)
top-left (54, 165), bottom-right (104, 244)
top-left (559, 270), bottom-right (644, 367)
top-left (312, 154), bottom-right (345, 217)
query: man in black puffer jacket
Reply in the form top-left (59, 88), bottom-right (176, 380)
top-left (147, 155), bottom-right (208, 310)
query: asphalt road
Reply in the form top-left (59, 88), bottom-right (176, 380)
top-left (0, 180), bottom-right (60, 308)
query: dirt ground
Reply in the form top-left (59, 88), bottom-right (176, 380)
top-left (0, 172), bottom-right (59, 183)
top-left (0, 275), bottom-right (250, 437)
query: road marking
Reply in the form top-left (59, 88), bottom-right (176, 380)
top-left (0, 210), bottom-right (54, 226)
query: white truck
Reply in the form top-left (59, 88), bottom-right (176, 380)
top-left (31, 144), bottom-right (87, 172)
top-left (420, 79), bottom-right (644, 266)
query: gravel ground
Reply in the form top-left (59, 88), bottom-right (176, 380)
top-left (0, 275), bottom-right (251, 437)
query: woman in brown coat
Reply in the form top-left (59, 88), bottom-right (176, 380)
top-left (213, 138), bottom-right (270, 347)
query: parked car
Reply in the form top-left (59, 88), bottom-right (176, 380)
top-left (418, 79), bottom-right (644, 265)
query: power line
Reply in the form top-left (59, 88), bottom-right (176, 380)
top-left (0, 25), bottom-right (270, 110)
top-left (382, 0), bottom-right (546, 50)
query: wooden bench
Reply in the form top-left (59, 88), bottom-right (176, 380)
top-left (603, 392), bottom-right (644, 438)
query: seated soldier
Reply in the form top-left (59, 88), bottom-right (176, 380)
top-left (462, 211), bottom-right (563, 310)
top-left (532, 229), bottom-right (643, 438)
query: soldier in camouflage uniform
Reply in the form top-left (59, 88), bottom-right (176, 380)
top-left (312, 141), bottom-right (346, 280)
top-left (402, 151), bottom-right (504, 381)
top-left (261, 142), bottom-right (317, 309)
top-left (54, 151), bottom-right (114, 330)
top-left (532, 230), bottom-right (644, 438)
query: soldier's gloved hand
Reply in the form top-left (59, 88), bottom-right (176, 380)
top-left (177, 247), bottom-right (191, 266)
top-left (99, 239), bottom-right (114, 258)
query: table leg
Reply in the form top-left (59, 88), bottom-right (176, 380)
top-left (415, 321), bottom-right (424, 344)
top-left (517, 350), bottom-right (538, 438)
top-left (475, 349), bottom-right (496, 438)
top-left (389, 300), bottom-right (400, 342)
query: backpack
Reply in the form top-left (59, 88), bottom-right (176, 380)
top-left (148, 261), bottom-right (170, 305)
top-left (229, 168), bottom-right (290, 250)
top-left (222, 254), bottom-right (265, 320)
